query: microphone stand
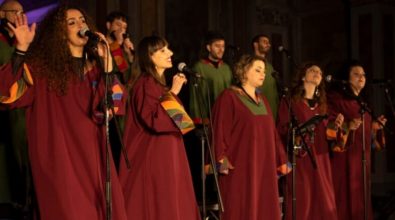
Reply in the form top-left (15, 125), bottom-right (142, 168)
top-left (278, 84), bottom-right (289, 219)
top-left (283, 97), bottom-right (318, 220)
top-left (86, 43), bottom-right (114, 220)
top-left (384, 86), bottom-right (395, 120)
top-left (355, 95), bottom-right (389, 220)
top-left (98, 44), bottom-right (131, 220)
top-left (280, 50), bottom-right (298, 68)
top-left (191, 76), bottom-right (224, 220)
top-left (104, 73), bottom-right (113, 220)
top-left (357, 99), bottom-right (368, 220)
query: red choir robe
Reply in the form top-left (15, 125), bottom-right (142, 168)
top-left (277, 98), bottom-right (337, 220)
top-left (327, 91), bottom-right (381, 220)
top-left (212, 88), bottom-right (290, 220)
top-left (118, 74), bottom-right (200, 220)
top-left (0, 59), bottom-right (127, 219)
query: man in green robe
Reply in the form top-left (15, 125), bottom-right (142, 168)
top-left (189, 31), bottom-right (233, 124)
top-left (0, 0), bottom-right (30, 212)
top-left (252, 34), bottom-right (279, 120)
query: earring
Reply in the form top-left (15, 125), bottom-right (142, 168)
top-left (315, 88), bottom-right (320, 97)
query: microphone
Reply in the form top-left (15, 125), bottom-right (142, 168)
top-left (122, 32), bottom-right (131, 39)
top-left (325, 75), bottom-right (347, 84)
top-left (177, 62), bottom-right (202, 78)
top-left (278, 46), bottom-right (288, 53)
top-left (278, 45), bottom-right (292, 59)
top-left (79, 27), bottom-right (101, 43)
top-left (121, 32), bottom-right (135, 55)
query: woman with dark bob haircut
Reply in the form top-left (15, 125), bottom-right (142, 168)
top-left (118, 35), bottom-right (200, 220)
top-left (327, 60), bottom-right (386, 220)
top-left (0, 4), bottom-right (128, 220)
top-left (211, 54), bottom-right (290, 220)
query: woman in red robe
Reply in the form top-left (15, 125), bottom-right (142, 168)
top-left (118, 36), bottom-right (200, 220)
top-left (326, 60), bottom-right (386, 220)
top-left (0, 5), bottom-right (127, 220)
top-left (211, 55), bottom-right (291, 220)
top-left (277, 62), bottom-right (341, 220)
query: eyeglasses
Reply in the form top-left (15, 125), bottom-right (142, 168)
top-left (2, 10), bottom-right (24, 15)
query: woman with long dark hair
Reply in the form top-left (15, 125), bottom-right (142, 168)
top-left (0, 5), bottom-right (127, 220)
top-left (327, 60), bottom-right (386, 220)
top-left (277, 62), bottom-right (341, 220)
top-left (118, 36), bottom-right (200, 220)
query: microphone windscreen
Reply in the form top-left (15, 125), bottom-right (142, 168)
top-left (78, 27), bottom-right (90, 37)
top-left (177, 62), bottom-right (187, 72)
top-left (325, 75), bottom-right (333, 83)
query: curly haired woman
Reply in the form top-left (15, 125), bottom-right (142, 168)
top-left (0, 5), bottom-right (127, 220)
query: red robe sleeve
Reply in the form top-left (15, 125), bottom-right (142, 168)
top-left (88, 67), bottom-right (126, 124)
top-left (271, 98), bottom-right (292, 175)
top-left (276, 98), bottom-right (291, 146)
top-left (133, 76), bottom-right (181, 133)
top-left (211, 90), bottom-right (235, 162)
top-left (0, 59), bottom-right (34, 109)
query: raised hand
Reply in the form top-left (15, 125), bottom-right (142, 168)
top-left (123, 37), bottom-right (134, 62)
top-left (349, 118), bottom-right (362, 130)
top-left (8, 14), bottom-right (36, 52)
top-left (372, 115), bottom-right (387, 130)
top-left (334, 113), bottom-right (344, 129)
top-left (169, 73), bottom-right (187, 95)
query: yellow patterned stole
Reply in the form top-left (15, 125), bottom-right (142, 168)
top-left (160, 92), bottom-right (195, 134)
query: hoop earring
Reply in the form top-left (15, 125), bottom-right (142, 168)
top-left (315, 87), bottom-right (320, 97)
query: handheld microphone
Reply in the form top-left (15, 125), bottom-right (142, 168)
top-left (122, 32), bottom-right (135, 55)
top-left (79, 27), bottom-right (101, 43)
top-left (122, 32), bottom-right (131, 39)
top-left (177, 62), bottom-right (202, 78)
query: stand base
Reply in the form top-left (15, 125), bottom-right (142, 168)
top-left (199, 203), bottom-right (219, 220)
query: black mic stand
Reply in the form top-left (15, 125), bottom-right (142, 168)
top-left (384, 85), bottom-right (395, 120)
top-left (279, 49), bottom-right (298, 68)
top-left (98, 44), bottom-right (131, 220)
top-left (277, 80), bottom-right (289, 218)
top-left (283, 98), bottom-right (318, 220)
top-left (85, 44), bottom-right (114, 220)
top-left (272, 71), bottom-right (289, 99)
top-left (103, 73), bottom-right (113, 220)
top-left (345, 86), bottom-right (389, 220)
top-left (356, 99), bottom-right (368, 220)
top-left (355, 95), bottom-right (389, 220)
top-left (191, 76), bottom-right (224, 220)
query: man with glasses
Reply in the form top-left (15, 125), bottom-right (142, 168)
top-left (0, 0), bottom-right (23, 63)
top-left (0, 1), bottom-right (30, 218)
